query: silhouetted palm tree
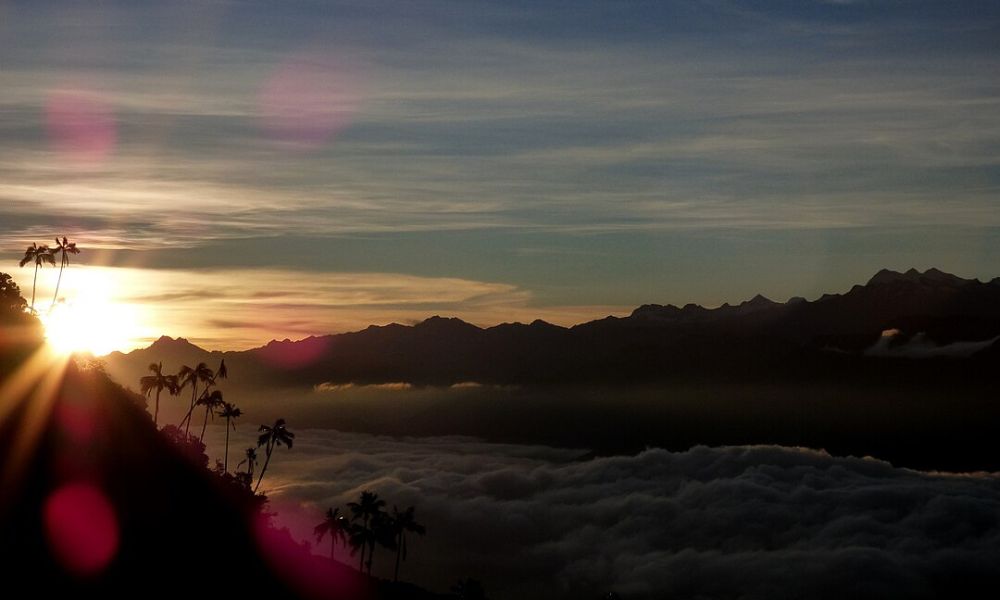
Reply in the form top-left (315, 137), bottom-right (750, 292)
top-left (177, 362), bottom-right (214, 434)
top-left (49, 236), bottom-right (79, 313)
top-left (238, 447), bottom-right (257, 479)
top-left (254, 418), bottom-right (294, 493)
top-left (348, 490), bottom-right (388, 574)
top-left (389, 505), bottom-right (426, 583)
top-left (348, 522), bottom-right (371, 572)
top-left (372, 511), bottom-right (398, 576)
top-left (217, 401), bottom-right (242, 472)
top-left (18, 243), bottom-right (55, 314)
top-left (347, 517), bottom-right (393, 576)
top-left (196, 389), bottom-right (225, 442)
top-left (451, 578), bottom-right (487, 600)
top-left (139, 361), bottom-right (179, 426)
top-left (314, 507), bottom-right (350, 562)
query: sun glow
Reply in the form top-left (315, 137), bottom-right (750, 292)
top-left (39, 271), bottom-right (146, 356)
top-left (42, 302), bottom-right (134, 356)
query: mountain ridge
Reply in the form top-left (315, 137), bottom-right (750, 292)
top-left (104, 268), bottom-right (1000, 388)
top-left (126, 268), bottom-right (996, 355)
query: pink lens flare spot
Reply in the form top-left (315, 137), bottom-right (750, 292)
top-left (45, 89), bottom-right (117, 163)
top-left (258, 52), bottom-right (363, 149)
top-left (43, 482), bottom-right (120, 576)
top-left (259, 336), bottom-right (329, 369)
top-left (252, 512), bottom-right (358, 600)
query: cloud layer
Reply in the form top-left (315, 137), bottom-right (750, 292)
top-left (3, 1), bottom-right (1000, 249)
top-left (203, 428), bottom-right (1000, 599)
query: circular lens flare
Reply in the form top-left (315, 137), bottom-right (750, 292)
top-left (258, 50), bottom-right (363, 149)
top-left (43, 482), bottom-right (120, 576)
top-left (45, 89), bottom-right (117, 164)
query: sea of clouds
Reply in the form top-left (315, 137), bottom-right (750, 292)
top-left (204, 427), bottom-right (1000, 599)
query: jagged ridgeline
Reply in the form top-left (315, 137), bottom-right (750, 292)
top-left (107, 267), bottom-right (1000, 388)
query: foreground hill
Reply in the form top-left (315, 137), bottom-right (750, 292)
top-left (0, 286), bottom-right (445, 598)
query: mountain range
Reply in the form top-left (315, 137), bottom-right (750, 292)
top-left (99, 268), bottom-right (1000, 472)
top-left (105, 268), bottom-right (1000, 389)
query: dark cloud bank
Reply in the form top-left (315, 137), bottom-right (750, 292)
top-left (206, 429), bottom-right (1000, 599)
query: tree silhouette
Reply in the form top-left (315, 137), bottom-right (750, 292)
top-left (196, 389), bottom-right (225, 442)
top-left (372, 511), bottom-right (397, 576)
top-left (347, 519), bottom-right (392, 576)
top-left (451, 578), bottom-right (487, 600)
top-left (347, 522), bottom-right (368, 572)
top-left (18, 243), bottom-right (55, 314)
top-left (217, 401), bottom-right (242, 472)
top-left (254, 418), bottom-right (294, 493)
top-left (139, 361), bottom-right (179, 426)
top-left (177, 362), bottom-right (214, 435)
top-left (0, 273), bottom-right (28, 319)
top-left (389, 505), bottom-right (426, 583)
top-left (49, 236), bottom-right (80, 313)
top-left (238, 447), bottom-right (257, 479)
top-left (314, 507), bottom-right (350, 563)
top-left (348, 490), bottom-right (389, 574)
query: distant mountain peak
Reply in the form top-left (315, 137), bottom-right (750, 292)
top-left (529, 319), bottom-right (558, 328)
top-left (150, 335), bottom-right (198, 349)
top-left (867, 268), bottom-right (904, 285)
top-left (866, 268), bottom-right (968, 287)
top-left (414, 316), bottom-right (482, 333)
top-left (629, 303), bottom-right (680, 318)
top-left (742, 294), bottom-right (775, 307)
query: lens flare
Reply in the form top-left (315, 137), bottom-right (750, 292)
top-left (258, 50), bottom-right (363, 149)
top-left (45, 89), bottom-right (117, 163)
top-left (43, 482), bottom-right (120, 576)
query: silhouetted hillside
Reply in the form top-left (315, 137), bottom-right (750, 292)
top-left (0, 289), bottom-right (446, 599)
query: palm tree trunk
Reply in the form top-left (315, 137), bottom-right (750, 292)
top-left (183, 384), bottom-right (197, 434)
top-left (254, 442), bottom-right (273, 493)
top-left (154, 388), bottom-right (161, 426)
top-left (367, 542), bottom-right (374, 576)
top-left (51, 258), bottom-right (65, 313)
top-left (30, 263), bottom-right (38, 312)
top-left (200, 407), bottom-right (210, 441)
top-left (331, 538), bottom-right (336, 562)
top-left (224, 420), bottom-right (231, 472)
top-left (358, 517), bottom-right (368, 571)
top-left (394, 532), bottom-right (402, 582)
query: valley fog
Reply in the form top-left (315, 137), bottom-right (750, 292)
top-left (201, 425), bottom-right (1000, 600)
top-left (168, 379), bottom-right (1000, 473)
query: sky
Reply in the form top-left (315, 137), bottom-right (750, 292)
top-left (2, 0), bottom-right (1000, 350)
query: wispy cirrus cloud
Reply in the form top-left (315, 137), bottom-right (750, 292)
top-left (2, 1), bottom-right (1000, 323)
top-left (2, 1), bottom-right (1000, 249)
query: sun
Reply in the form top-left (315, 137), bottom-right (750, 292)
top-left (39, 271), bottom-right (145, 356)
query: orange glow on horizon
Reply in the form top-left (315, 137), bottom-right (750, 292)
top-left (13, 265), bottom-right (631, 354)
